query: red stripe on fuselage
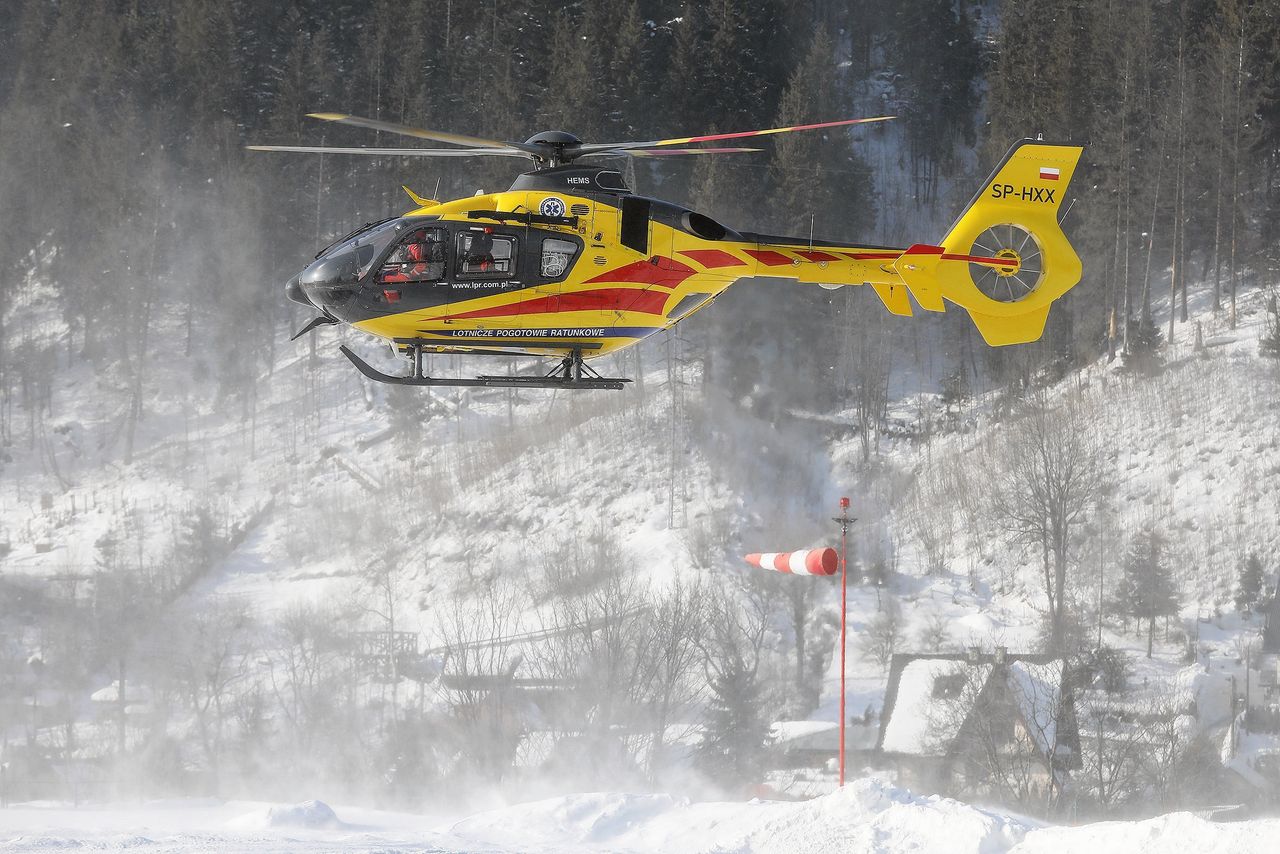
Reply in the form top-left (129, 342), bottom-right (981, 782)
top-left (794, 250), bottom-right (842, 263)
top-left (839, 250), bottom-right (902, 261)
top-left (745, 249), bottom-right (794, 267)
top-left (678, 249), bottom-right (747, 269)
top-left (446, 287), bottom-right (670, 320)
top-left (582, 257), bottom-right (696, 289)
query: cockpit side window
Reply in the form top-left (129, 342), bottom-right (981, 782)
top-left (379, 227), bottom-right (448, 284)
top-left (457, 230), bottom-right (516, 278)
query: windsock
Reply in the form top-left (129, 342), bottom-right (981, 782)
top-left (744, 548), bottom-right (837, 576)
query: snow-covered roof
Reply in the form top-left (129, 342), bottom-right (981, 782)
top-left (879, 654), bottom-right (1074, 761)
top-left (1007, 660), bottom-right (1064, 757)
top-left (768, 717), bottom-right (839, 752)
top-left (880, 659), bottom-right (992, 756)
top-left (90, 683), bottom-right (152, 704)
top-left (770, 720), bottom-right (838, 746)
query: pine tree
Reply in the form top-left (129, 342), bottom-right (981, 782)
top-left (95, 526), bottom-right (123, 575)
top-left (884, 0), bottom-right (980, 201)
top-left (1122, 314), bottom-right (1164, 375)
top-left (1236, 553), bottom-right (1265, 612)
top-left (1261, 295), bottom-right (1280, 359)
top-left (662, 4), bottom-right (710, 136)
top-left (696, 652), bottom-right (770, 787)
top-left (769, 27), bottom-right (874, 237)
top-left (539, 10), bottom-right (603, 137)
top-left (1115, 526), bottom-right (1180, 657)
top-left (176, 503), bottom-right (223, 590)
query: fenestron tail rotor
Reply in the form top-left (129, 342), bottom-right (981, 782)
top-left (246, 112), bottom-right (896, 168)
top-left (968, 224), bottom-right (1043, 303)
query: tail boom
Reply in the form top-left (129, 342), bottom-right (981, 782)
top-left (733, 139), bottom-right (1084, 346)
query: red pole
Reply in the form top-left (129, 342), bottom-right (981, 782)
top-left (837, 496), bottom-right (851, 787)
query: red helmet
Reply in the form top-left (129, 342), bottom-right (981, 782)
top-left (406, 242), bottom-right (426, 262)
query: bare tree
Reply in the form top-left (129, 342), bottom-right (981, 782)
top-left (358, 537), bottom-right (413, 716)
top-left (435, 579), bottom-right (525, 785)
top-left (987, 399), bottom-right (1106, 652)
top-left (860, 604), bottom-right (904, 670)
top-left (267, 602), bottom-right (345, 758)
top-left (916, 612), bottom-right (953, 653)
top-left (159, 598), bottom-right (255, 789)
top-left (542, 567), bottom-right (651, 735)
top-left (634, 575), bottom-right (707, 781)
top-left (695, 582), bottom-right (771, 790)
top-left (904, 468), bottom-right (956, 576)
top-left (1073, 692), bottom-right (1214, 817)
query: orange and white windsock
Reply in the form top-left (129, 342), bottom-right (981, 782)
top-left (744, 548), bottom-right (838, 576)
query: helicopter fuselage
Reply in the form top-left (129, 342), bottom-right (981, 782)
top-left (287, 165), bottom-right (916, 361)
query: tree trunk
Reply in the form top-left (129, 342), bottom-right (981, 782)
top-left (117, 656), bottom-right (127, 756)
top-left (1140, 138), bottom-right (1165, 329)
top-left (1228, 16), bottom-right (1244, 329)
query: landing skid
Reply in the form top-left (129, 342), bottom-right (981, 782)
top-left (340, 344), bottom-right (630, 390)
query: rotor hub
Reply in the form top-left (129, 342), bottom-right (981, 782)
top-left (993, 248), bottom-right (1021, 277)
top-left (523, 130), bottom-right (582, 146)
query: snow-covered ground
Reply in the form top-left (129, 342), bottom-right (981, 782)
top-left (2, 777), bottom-right (1277, 853)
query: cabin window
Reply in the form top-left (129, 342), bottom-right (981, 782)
top-left (457, 231), bottom-right (516, 278)
top-left (378, 227), bottom-right (448, 284)
top-left (541, 238), bottom-right (577, 279)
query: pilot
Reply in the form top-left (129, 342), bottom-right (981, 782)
top-left (381, 229), bottom-right (446, 283)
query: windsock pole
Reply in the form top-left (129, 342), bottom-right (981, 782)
top-left (742, 530), bottom-right (850, 786)
top-left (833, 497), bottom-right (854, 787)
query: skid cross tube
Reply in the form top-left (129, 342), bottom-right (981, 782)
top-left (340, 344), bottom-right (630, 390)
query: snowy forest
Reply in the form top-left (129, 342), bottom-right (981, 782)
top-left (4, 0), bottom-right (1280, 837)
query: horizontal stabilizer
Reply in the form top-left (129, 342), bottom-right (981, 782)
top-left (870, 282), bottom-right (913, 316)
top-left (892, 245), bottom-right (947, 312)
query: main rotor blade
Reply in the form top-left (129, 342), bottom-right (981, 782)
top-left (576, 116), bottom-right (896, 154)
top-left (603, 146), bottom-right (763, 157)
top-left (307, 112), bottom-right (541, 154)
top-left (246, 145), bottom-right (529, 157)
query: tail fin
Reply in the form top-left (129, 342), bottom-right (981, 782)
top-left (892, 140), bottom-right (1084, 345)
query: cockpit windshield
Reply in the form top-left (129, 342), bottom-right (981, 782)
top-left (319, 220), bottom-right (401, 272)
top-left (300, 219), bottom-right (403, 288)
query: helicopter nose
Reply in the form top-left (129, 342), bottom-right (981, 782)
top-left (284, 273), bottom-right (313, 308)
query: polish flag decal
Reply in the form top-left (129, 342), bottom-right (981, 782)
top-left (1039, 166), bottom-right (1061, 181)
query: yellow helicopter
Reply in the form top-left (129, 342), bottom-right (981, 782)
top-left (251, 113), bottom-right (1083, 390)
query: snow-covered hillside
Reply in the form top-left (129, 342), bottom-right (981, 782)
top-left (5, 230), bottom-right (1280, 812)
